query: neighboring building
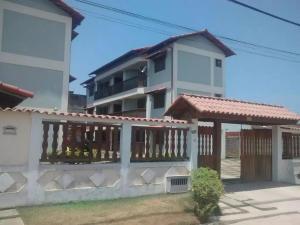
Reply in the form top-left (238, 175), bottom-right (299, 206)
top-left (82, 30), bottom-right (235, 118)
top-left (0, 0), bottom-right (84, 111)
top-left (68, 91), bottom-right (86, 113)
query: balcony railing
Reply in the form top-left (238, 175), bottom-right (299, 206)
top-left (110, 108), bottom-right (146, 118)
top-left (94, 75), bottom-right (147, 100)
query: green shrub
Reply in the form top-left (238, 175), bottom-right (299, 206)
top-left (191, 167), bottom-right (224, 223)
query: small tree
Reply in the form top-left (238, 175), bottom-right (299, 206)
top-left (191, 167), bottom-right (224, 223)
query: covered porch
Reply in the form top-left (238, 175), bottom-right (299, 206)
top-left (165, 94), bottom-right (300, 182)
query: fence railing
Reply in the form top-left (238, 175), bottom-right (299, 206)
top-left (282, 132), bottom-right (300, 159)
top-left (130, 126), bottom-right (189, 162)
top-left (41, 121), bottom-right (121, 164)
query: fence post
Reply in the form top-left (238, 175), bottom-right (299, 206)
top-left (120, 122), bottom-right (132, 197)
top-left (272, 125), bottom-right (282, 182)
top-left (189, 119), bottom-right (198, 171)
top-left (27, 113), bottom-right (44, 204)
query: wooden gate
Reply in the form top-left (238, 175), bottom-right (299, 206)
top-left (240, 129), bottom-right (272, 181)
top-left (197, 126), bottom-right (218, 171)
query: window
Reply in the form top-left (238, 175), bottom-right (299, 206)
top-left (96, 106), bottom-right (108, 115)
top-left (214, 93), bottom-right (222, 98)
top-left (215, 59), bottom-right (222, 68)
top-left (153, 91), bottom-right (165, 109)
top-left (154, 55), bottom-right (166, 73)
top-left (113, 104), bottom-right (122, 113)
top-left (137, 98), bottom-right (146, 109)
top-left (88, 83), bottom-right (94, 96)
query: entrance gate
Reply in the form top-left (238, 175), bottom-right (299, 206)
top-left (240, 129), bottom-right (272, 181)
top-left (197, 126), bottom-right (219, 172)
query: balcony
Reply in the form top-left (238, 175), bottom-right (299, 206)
top-left (94, 75), bottom-right (147, 100)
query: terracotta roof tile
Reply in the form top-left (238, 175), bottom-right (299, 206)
top-left (165, 94), bottom-right (300, 122)
top-left (0, 107), bottom-right (187, 125)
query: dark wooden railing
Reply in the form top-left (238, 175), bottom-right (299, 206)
top-left (131, 126), bottom-right (188, 162)
top-left (282, 132), bottom-right (300, 159)
top-left (240, 129), bottom-right (272, 181)
top-left (94, 75), bottom-right (147, 100)
top-left (41, 121), bottom-right (121, 164)
top-left (110, 108), bottom-right (146, 118)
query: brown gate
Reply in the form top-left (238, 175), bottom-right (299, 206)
top-left (240, 129), bottom-right (272, 181)
top-left (197, 126), bottom-right (218, 171)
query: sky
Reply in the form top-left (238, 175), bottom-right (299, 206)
top-left (66, 0), bottom-right (300, 113)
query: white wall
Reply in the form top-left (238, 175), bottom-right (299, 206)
top-left (0, 0), bottom-right (72, 111)
top-left (0, 111), bottom-right (31, 165)
top-left (0, 111), bottom-right (191, 208)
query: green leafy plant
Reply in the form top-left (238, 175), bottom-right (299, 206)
top-left (191, 167), bottom-right (224, 223)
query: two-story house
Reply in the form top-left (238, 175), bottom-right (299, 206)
top-left (82, 30), bottom-right (235, 118)
top-left (0, 0), bottom-right (84, 111)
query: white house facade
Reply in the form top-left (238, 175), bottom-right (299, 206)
top-left (83, 30), bottom-right (234, 118)
top-left (0, 0), bottom-right (84, 111)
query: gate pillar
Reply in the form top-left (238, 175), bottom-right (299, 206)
top-left (213, 121), bottom-right (222, 175)
top-left (272, 125), bottom-right (282, 182)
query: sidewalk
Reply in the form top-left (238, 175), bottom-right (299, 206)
top-left (215, 182), bottom-right (300, 225)
top-left (0, 209), bottom-right (24, 225)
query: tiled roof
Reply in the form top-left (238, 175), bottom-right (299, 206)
top-left (146, 29), bottom-right (235, 57)
top-left (86, 47), bottom-right (150, 77)
top-left (50, 0), bottom-right (84, 29)
top-left (0, 82), bottom-right (34, 98)
top-left (0, 107), bottom-right (187, 125)
top-left (165, 94), bottom-right (300, 123)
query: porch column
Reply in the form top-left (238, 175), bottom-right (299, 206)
top-left (120, 122), bottom-right (132, 196)
top-left (189, 119), bottom-right (199, 171)
top-left (213, 121), bottom-right (222, 175)
top-left (146, 94), bottom-right (152, 118)
top-left (272, 125), bottom-right (282, 181)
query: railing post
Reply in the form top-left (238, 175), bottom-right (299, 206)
top-left (189, 119), bottom-right (198, 171)
top-left (120, 122), bottom-right (132, 197)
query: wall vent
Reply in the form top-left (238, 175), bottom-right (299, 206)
top-left (166, 176), bottom-right (189, 193)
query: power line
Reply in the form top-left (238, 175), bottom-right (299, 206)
top-left (73, 0), bottom-right (300, 57)
top-left (232, 47), bottom-right (300, 63)
top-left (227, 0), bottom-right (300, 27)
top-left (78, 8), bottom-right (300, 64)
top-left (74, 0), bottom-right (194, 32)
top-left (76, 8), bottom-right (174, 36)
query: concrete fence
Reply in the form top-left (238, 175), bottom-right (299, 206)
top-left (0, 110), bottom-right (197, 208)
top-left (0, 110), bottom-right (299, 208)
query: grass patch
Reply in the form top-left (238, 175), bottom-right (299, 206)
top-left (18, 193), bottom-right (199, 225)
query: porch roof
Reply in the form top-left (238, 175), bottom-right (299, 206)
top-left (0, 82), bottom-right (34, 98)
top-left (164, 94), bottom-right (300, 125)
top-left (0, 82), bottom-right (34, 108)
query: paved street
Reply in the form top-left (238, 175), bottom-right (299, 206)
top-left (221, 158), bottom-right (241, 180)
top-left (216, 182), bottom-right (300, 225)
